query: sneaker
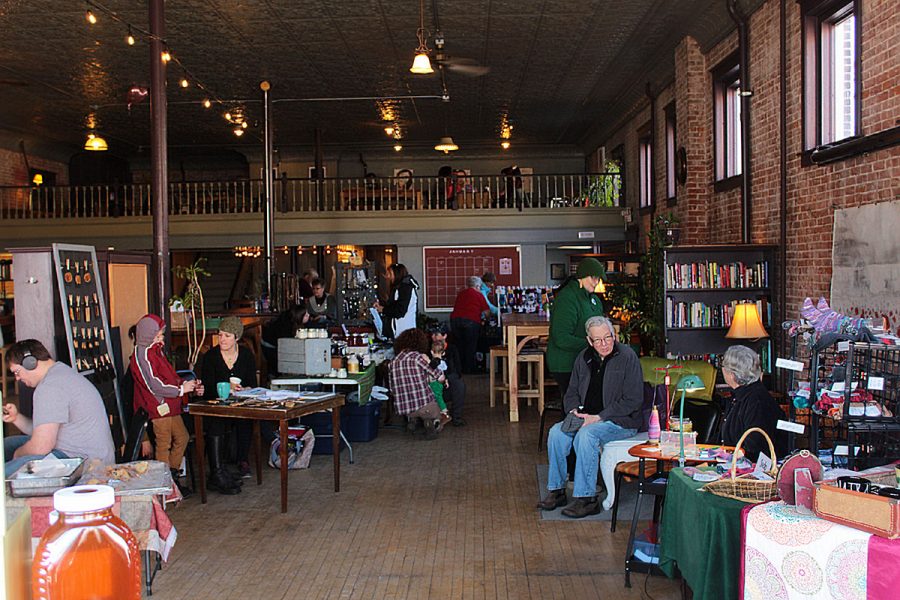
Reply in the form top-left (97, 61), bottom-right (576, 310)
top-left (561, 497), bottom-right (602, 519)
top-left (238, 461), bottom-right (252, 479)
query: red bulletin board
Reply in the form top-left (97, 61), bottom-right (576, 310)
top-left (423, 245), bottom-right (521, 310)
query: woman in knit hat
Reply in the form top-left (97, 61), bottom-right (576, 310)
top-left (546, 257), bottom-right (606, 398)
top-left (199, 316), bottom-right (259, 488)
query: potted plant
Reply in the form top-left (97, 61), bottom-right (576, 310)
top-left (169, 257), bottom-right (210, 371)
top-left (638, 212), bottom-right (679, 355)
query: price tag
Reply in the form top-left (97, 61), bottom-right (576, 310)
top-left (795, 388), bottom-right (811, 399)
top-left (753, 452), bottom-right (774, 480)
top-left (776, 358), bottom-right (804, 372)
top-left (837, 341), bottom-right (850, 352)
top-left (832, 381), bottom-right (845, 392)
top-left (868, 376), bottom-right (885, 391)
top-left (777, 419), bottom-right (805, 434)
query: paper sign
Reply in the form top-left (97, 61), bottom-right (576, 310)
top-left (832, 381), bottom-right (845, 392)
top-left (868, 376), bottom-right (885, 390)
top-left (499, 258), bottom-right (513, 276)
top-left (795, 389), bottom-right (811, 399)
top-left (753, 452), bottom-right (773, 480)
top-left (837, 341), bottom-right (850, 352)
top-left (777, 419), bottom-right (805, 434)
top-left (776, 358), bottom-right (804, 372)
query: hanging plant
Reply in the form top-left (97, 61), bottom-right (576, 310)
top-left (169, 257), bottom-right (210, 370)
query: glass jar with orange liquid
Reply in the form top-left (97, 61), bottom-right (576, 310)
top-left (32, 485), bottom-right (142, 600)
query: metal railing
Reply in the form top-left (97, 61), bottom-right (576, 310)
top-left (0, 172), bottom-right (621, 219)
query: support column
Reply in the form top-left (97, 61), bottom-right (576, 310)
top-left (149, 0), bottom-right (170, 321)
top-left (261, 81), bottom-right (275, 295)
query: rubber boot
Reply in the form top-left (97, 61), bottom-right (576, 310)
top-left (207, 435), bottom-right (241, 495)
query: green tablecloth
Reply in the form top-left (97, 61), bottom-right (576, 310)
top-left (348, 363), bottom-right (376, 404)
top-left (658, 468), bottom-right (748, 600)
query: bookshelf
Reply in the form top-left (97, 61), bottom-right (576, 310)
top-left (662, 245), bottom-right (777, 371)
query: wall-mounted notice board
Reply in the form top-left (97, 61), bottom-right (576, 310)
top-left (423, 245), bottom-right (521, 310)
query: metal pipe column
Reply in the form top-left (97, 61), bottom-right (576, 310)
top-left (149, 0), bottom-right (170, 321)
top-left (261, 81), bottom-right (275, 295)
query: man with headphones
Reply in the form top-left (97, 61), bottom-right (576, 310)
top-left (3, 339), bottom-right (115, 477)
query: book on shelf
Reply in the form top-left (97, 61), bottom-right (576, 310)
top-left (666, 343), bottom-right (772, 373)
top-left (666, 260), bottom-right (769, 290)
top-left (666, 297), bottom-right (770, 329)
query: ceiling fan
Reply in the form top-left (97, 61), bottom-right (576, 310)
top-left (432, 32), bottom-right (490, 78)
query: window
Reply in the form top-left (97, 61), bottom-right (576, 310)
top-left (638, 134), bottom-right (652, 208)
top-left (664, 103), bottom-right (677, 199)
top-left (802, 1), bottom-right (859, 149)
top-left (713, 54), bottom-right (742, 181)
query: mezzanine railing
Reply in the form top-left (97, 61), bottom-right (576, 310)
top-left (0, 172), bottom-right (621, 219)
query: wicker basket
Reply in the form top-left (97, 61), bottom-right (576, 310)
top-left (703, 427), bottom-right (779, 503)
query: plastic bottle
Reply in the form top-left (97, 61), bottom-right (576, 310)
top-left (648, 405), bottom-right (661, 445)
top-left (33, 485), bottom-right (142, 600)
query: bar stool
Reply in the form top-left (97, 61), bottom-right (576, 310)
top-left (489, 345), bottom-right (509, 407)
top-left (489, 346), bottom-right (540, 408)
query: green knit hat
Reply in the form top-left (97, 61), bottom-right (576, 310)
top-left (575, 257), bottom-right (606, 280)
top-left (218, 316), bottom-right (244, 339)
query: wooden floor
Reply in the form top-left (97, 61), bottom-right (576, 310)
top-left (150, 375), bottom-right (681, 600)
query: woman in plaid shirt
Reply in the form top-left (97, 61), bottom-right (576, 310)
top-left (389, 328), bottom-right (446, 440)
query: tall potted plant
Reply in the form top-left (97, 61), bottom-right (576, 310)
top-left (169, 257), bottom-right (210, 371)
top-left (638, 212), bottom-right (679, 355)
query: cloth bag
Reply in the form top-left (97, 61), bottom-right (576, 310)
top-left (268, 429), bottom-right (315, 469)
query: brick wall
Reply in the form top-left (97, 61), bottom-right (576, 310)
top-left (596, 0), bottom-right (900, 327)
top-left (0, 147), bottom-right (69, 186)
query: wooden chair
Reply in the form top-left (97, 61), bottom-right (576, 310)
top-left (0, 343), bottom-right (11, 400)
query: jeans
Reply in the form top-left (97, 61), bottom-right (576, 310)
top-left (546, 420), bottom-right (637, 498)
top-left (451, 318), bottom-right (481, 374)
top-left (4, 435), bottom-right (69, 478)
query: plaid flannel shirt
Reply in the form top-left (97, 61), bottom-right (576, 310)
top-left (389, 350), bottom-right (442, 415)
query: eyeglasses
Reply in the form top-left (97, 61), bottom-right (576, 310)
top-left (11, 366), bottom-right (23, 377)
top-left (588, 334), bottom-right (615, 346)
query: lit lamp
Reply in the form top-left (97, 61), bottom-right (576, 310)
top-left (32, 173), bottom-right (43, 186)
top-left (434, 136), bottom-right (458, 153)
top-left (726, 302), bottom-right (769, 340)
top-left (674, 374), bottom-right (705, 468)
top-left (84, 133), bottom-right (108, 151)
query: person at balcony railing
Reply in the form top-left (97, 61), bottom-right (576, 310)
top-left (438, 165), bottom-right (460, 210)
top-left (307, 278), bottom-right (337, 326)
top-left (501, 165), bottom-right (524, 211)
top-left (450, 276), bottom-right (491, 375)
top-left (373, 263), bottom-right (418, 339)
top-left (546, 258), bottom-right (606, 399)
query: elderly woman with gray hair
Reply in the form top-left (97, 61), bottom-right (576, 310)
top-left (721, 345), bottom-right (787, 462)
top-left (450, 276), bottom-right (491, 374)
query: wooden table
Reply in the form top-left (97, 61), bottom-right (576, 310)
top-left (501, 313), bottom-right (550, 422)
top-left (624, 443), bottom-right (734, 587)
top-left (188, 394), bottom-right (345, 513)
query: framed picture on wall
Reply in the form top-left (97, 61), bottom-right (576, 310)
top-left (550, 263), bottom-right (566, 280)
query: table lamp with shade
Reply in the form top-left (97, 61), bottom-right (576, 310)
top-left (726, 302), bottom-right (769, 340)
top-left (674, 374), bottom-right (705, 468)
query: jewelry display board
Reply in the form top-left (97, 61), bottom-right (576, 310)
top-left (334, 261), bottom-right (378, 327)
top-left (51, 243), bottom-right (124, 439)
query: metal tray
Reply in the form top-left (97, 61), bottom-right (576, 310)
top-left (5, 457), bottom-right (86, 497)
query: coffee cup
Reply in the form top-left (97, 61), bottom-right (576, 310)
top-left (297, 329), bottom-right (308, 339)
top-left (337, 368), bottom-right (348, 378)
top-left (216, 381), bottom-right (231, 399)
top-left (229, 376), bottom-right (241, 391)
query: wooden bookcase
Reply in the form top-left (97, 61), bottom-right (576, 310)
top-left (662, 245), bottom-right (777, 371)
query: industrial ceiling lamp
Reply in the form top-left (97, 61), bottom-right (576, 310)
top-left (434, 136), bottom-right (458, 154)
top-left (84, 133), bottom-right (108, 151)
top-left (409, 0), bottom-right (433, 74)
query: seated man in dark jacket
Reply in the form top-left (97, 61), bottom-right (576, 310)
top-left (537, 316), bottom-right (643, 518)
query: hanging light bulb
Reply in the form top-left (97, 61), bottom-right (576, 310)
top-left (179, 78), bottom-right (189, 88)
top-left (203, 98), bottom-right (211, 108)
top-left (234, 127), bottom-right (244, 137)
top-left (86, 9), bottom-right (97, 24)
top-left (161, 49), bottom-right (171, 63)
top-left (241, 121), bottom-right (248, 129)
top-left (501, 141), bottom-right (510, 150)
top-left (394, 144), bottom-right (403, 152)
top-left (224, 111), bottom-right (232, 121)
top-left (126, 27), bottom-right (135, 46)
top-left (384, 125), bottom-right (395, 136)
top-left (410, 0), bottom-right (434, 74)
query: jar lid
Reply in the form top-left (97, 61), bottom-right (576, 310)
top-left (53, 485), bottom-right (115, 513)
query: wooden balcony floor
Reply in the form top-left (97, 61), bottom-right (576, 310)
top-left (150, 375), bottom-right (679, 600)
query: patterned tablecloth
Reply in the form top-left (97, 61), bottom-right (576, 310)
top-left (742, 501), bottom-right (900, 600)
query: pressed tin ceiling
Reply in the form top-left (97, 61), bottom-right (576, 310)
top-left (0, 0), bottom-right (762, 155)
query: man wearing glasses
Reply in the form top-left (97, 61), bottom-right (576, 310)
top-left (538, 316), bottom-right (643, 518)
top-left (2, 339), bottom-right (115, 477)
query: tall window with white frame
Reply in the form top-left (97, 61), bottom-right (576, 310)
top-left (713, 54), bottom-right (742, 182)
top-left (664, 103), bottom-right (677, 200)
top-left (802, 0), bottom-right (859, 149)
top-left (639, 133), bottom-right (652, 208)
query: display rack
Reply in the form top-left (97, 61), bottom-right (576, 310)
top-left (51, 243), bottom-right (124, 440)
top-left (662, 245), bottom-right (777, 370)
top-left (334, 261), bottom-right (378, 327)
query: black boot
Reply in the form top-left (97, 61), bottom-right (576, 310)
top-left (171, 468), bottom-right (193, 499)
top-left (207, 435), bottom-right (241, 495)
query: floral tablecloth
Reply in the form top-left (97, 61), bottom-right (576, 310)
top-left (742, 501), bottom-right (900, 600)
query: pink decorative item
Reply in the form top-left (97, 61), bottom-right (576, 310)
top-left (776, 449), bottom-right (824, 504)
top-left (648, 405), bottom-right (661, 445)
top-left (794, 468), bottom-right (815, 514)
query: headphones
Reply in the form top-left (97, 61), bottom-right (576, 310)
top-left (20, 351), bottom-right (38, 371)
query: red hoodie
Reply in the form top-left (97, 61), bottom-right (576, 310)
top-left (130, 314), bottom-right (187, 419)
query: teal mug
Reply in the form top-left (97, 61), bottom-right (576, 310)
top-left (216, 381), bottom-right (231, 399)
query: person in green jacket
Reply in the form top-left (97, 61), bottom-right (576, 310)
top-left (546, 257), bottom-right (606, 398)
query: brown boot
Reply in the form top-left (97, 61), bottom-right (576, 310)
top-left (561, 496), bottom-right (601, 518)
top-left (536, 488), bottom-right (567, 510)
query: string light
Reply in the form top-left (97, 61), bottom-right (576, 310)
top-left (161, 49), bottom-right (171, 63)
top-left (233, 246), bottom-right (262, 258)
top-left (233, 127), bottom-right (244, 137)
top-left (501, 141), bottom-right (510, 150)
top-left (179, 78), bottom-right (189, 88)
top-left (126, 26), bottom-right (135, 45)
top-left (384, 126), bottom-right (395, 136)
top-left (394, 144), bottom-right (403, 152)
top-left (203, 98), bottom-right (211, 108)
top-left (241, 121), bottom-right (248, 129)
top-left (86, 9), bottom-right (97, 24)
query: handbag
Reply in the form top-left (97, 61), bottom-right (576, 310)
top-left (560, 411), bottom-right (585, 433)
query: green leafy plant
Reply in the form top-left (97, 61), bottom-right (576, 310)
top-left (582, 169), bottom-right (621, 207)
top-left (638, 212), bottom-right (679, 355)
top-left (169, 257), bottom-right (210, 370)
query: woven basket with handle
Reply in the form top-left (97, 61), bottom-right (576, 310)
top-left (703, 427), bottom-right (779, 503)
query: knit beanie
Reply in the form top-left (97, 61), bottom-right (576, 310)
top-left (218, 316), bottom-right (244, 339)
top-left (575, 257), bottom-right (606, 280)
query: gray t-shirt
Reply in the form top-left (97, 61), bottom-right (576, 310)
top-left (33, 363), bottom-right (115, 465)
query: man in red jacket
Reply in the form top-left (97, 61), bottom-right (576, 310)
top-left (450, 276), bottom-right (491, 374)
top-left (130, 314), bottom-right (203, 497)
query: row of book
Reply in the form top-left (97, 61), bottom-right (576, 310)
top-left (666, 298), bottom-right (770, 329)
top-left (666, 260), bottom-right (769, 290)
top-left (666, 343), bottom-right (772, 373)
